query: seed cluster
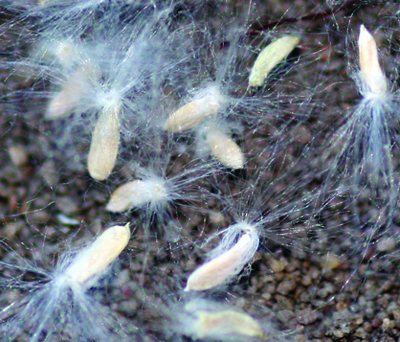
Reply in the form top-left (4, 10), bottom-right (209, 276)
top-left (1, 1), bottom-right (400, 341)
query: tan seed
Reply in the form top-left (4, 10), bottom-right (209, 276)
top-left (249, 35), bottom-right (300, 87)
top-left (358, 25), bottom-right (387, 95)
top-left (194, 310), bottom-right (266, 340)
top-left (164, 87), bottom-right (224, 132)
top-left (46, 67), bottom-right (92, 119)
top-left (88, 105), bottom-right (120, 181)
top-left (185, 233), bottom-right (254, 291)
top-left (206, 127), bottom-right (244, 169)
top-left (106, 179), bottom-right (167, 212)
top-left (63, 224), bottom-right (130, 287)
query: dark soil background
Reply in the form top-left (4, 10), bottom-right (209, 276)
top-left (1, 1), bottom-right (400, 341)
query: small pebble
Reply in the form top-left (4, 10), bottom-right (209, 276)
top-left (355, 327), bottom-right (367, 339)
top-left (296, 309), bottom-right (318, 325)
top-left (277, 279), bottom-right (296, 295)
top-left (8, 145), bottom-right (28, 166)
top-left (377, 237), bottom-right (396, 252)
top-left (2, 222), bottom-right (23, 237)
top-left (320, 254), bottom-right (342, 270)
top-left (56, 196), bottom-right (79, 215)
top-left (269, 257), bottom-right (288, 272)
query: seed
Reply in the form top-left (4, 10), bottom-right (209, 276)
top-left (63, 224), bottom-right (130, 286)
top-left (164, 86), bottom-right (224, 133)
top-left (88, 104), bottom-right (120, 181)
top-left (205, 126), bottom-right (244, 169)
top-left (106, 179), bottom-right (167, 212)
top-left (185, 233), bottom-right (254, 291)
top-left (193, 310), bottom-right (266, 340)
top-left (46, 67), bottom-right (91, 119)
top-left (249, 35), bottom-right (300, 87)
top-left (358, 25), bottom-right (387, 95)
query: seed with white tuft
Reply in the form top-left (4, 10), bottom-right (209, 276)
top-left (106, 179), bottom-right (168, 212)
top-left (358, 25), bottom-right (387, 95)
top-left (46, 67), bottom-right (92, 120)
top-left (192, 310), bottom-right (266, 340)
top-left (62, 224), bottom-right (130, 287)
top-left (164, 86), bottom-right (225, 133)
top-left (249, 35), bottom-right (300, 87)
top-left (185, 233), bottom-right (256, 291)
top-left (205, 126), bottom-right (244, 169)
top-left (88, 104), bottom-right (121, 181)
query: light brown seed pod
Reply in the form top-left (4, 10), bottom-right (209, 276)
top-left (164, 87), bottom-right (225, 133)
top-left (87, 104), bottom-right (120, 181)
top-left (63, 224), bottom-right (130, 287)
top-left (358, 25), bottom-right (387, 95)
top-left (106, 179), bottom-right (168, 212)
top-left (185, 233), bottom-right (254, 291)
top-left (45, 67), bottom-right (91, 120)
top-left (205, 127), bottom-right (244, 169)
top-left (249, 35), bottom-right (300, 87)
top-left (193, 310), bottom-right (266, 340)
